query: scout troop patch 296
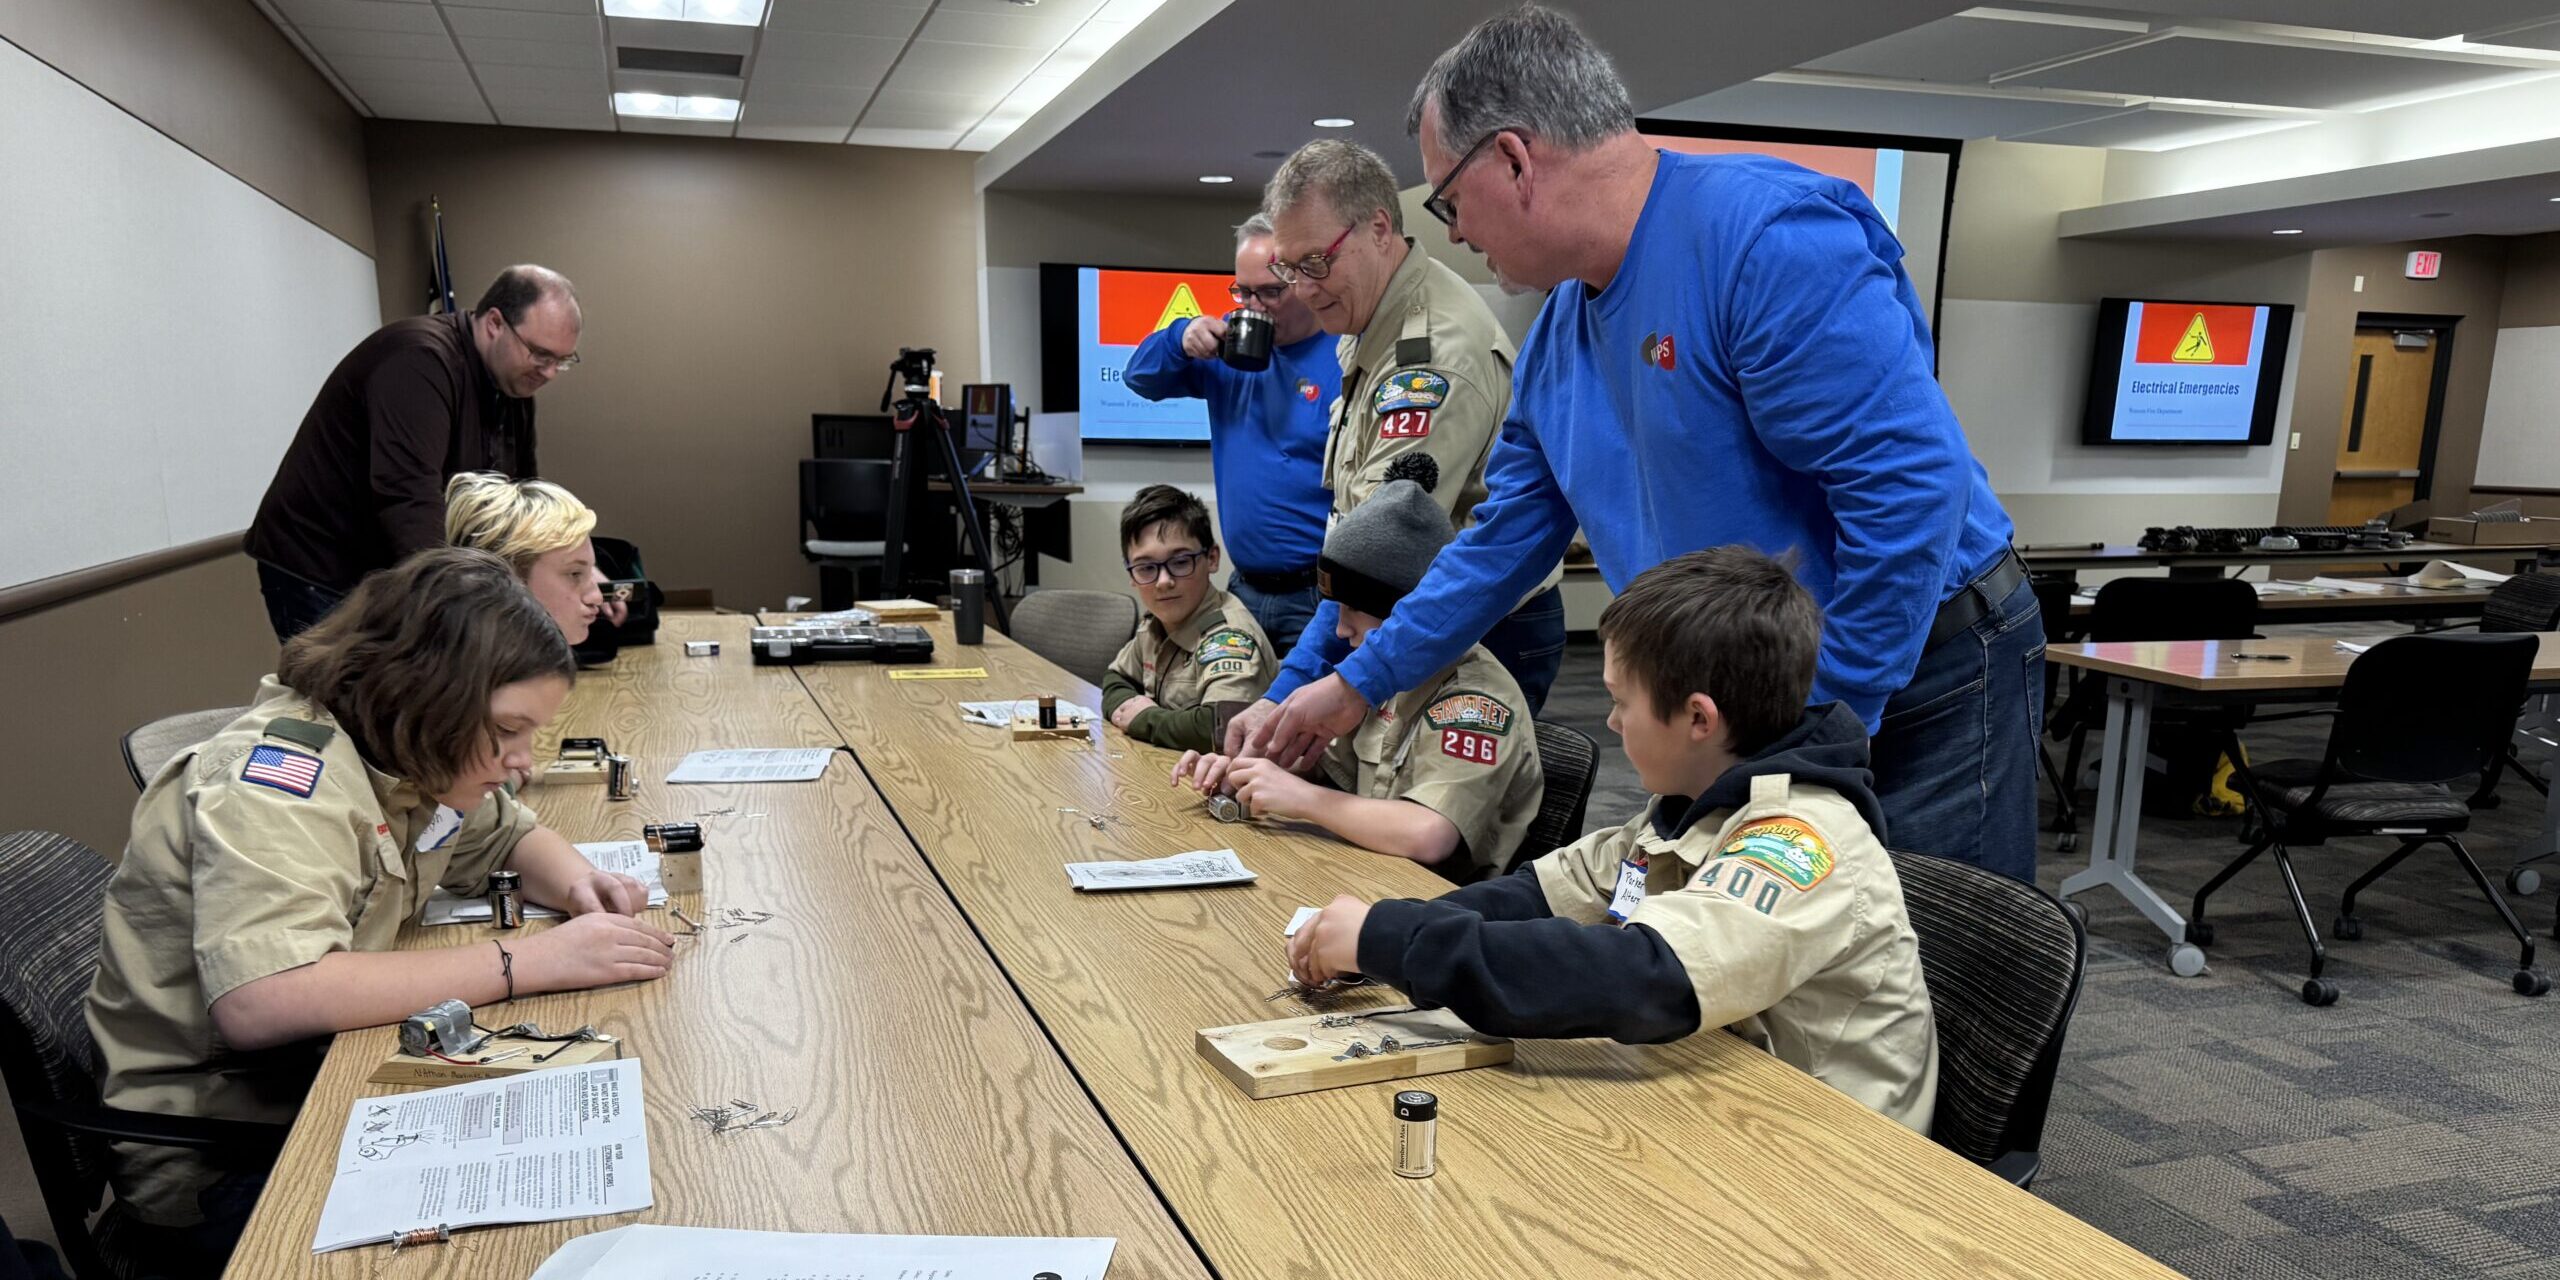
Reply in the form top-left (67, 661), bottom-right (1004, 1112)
top-left (1427, 691), bottom-right (1512, 767)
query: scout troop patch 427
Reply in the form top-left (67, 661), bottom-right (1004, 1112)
top-left (1427, 691), bottom-right (1512, 766)
top-left (1197, 627), bottom-right (1260, 674)
top-left (1375, 367), bottom-right (1448, 440)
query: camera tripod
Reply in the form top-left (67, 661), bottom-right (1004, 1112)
top-left (881, 348), bottom-right (1011, 632)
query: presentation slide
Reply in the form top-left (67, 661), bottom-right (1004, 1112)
top-left (1641, 133), bottom-right (1906, 229)
top-left (2105, 302), bottom-right (2275, 443)
top-left (1076, 266), bottom-right (1229, 444)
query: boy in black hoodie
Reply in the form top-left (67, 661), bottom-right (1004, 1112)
top-left (1287, 547), bottom-right (1939, 1130)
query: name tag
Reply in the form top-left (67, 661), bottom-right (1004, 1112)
top-left (416, 804), bottom-right (464, 853)
top-left (1606, 857), bottom-right (1648, 924)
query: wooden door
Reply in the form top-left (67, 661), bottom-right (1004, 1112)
top-left (2327, 327), bottom-right (2439, 525)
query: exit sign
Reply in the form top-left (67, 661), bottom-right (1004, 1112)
top-left (2406, 251), bottom-right (2443, 279)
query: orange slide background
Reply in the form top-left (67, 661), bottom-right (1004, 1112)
top-left (1096, 269), bottom-right (1237, 346)
top-left (2133, 302), bottom-right (2257, 367)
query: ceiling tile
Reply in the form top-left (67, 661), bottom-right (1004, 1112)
top-left (861, 105), bottom-right (985, 131)
top-left (458, 36), bottom-right (605, 68)
top-left (765, 0), bottom-right (927, 39)
top-left (277, 0), bottom-right (449, 33)
top-left (867, 86), bottom-right (1001, 115)
top-left (1653, 77), bottom-right (2128, 140)
top-left (323, 53), bottom-right (481, 87)
top-left (1998, 103), bottom-right (2315, 149)
top-left (739, 121), bottom-right (856, 141)
top-left (937, 0), bottom-right (1102, 15)
top-left (2003, 33), bottom-right (2553, 111)
top-left (1806, 14), bottom-right (2146, 84)
top-left (372, 99), bottom-right (501, 122)
top-left (848, 124), bottom-right (962, 148)
top-left (2475, 18), bottom-right (2560, 49)
top-left (494, 106), bottom-right (617, 129)
top-left (738, 102), bottom-right (856, 128)
top-left (606, 15), bottom-right (757, 52)
top-left (474, 61), bottom-right (610, 92)
top-left (302, 25), bottom-right (463, 60)
top-left (750, 40), bottom-right (904, 86)
top-left (919, 5), bottom-right (1091, 48)
top-left (743, 79), bottom-right (871, 110)
top-left (444, 0), bottom-right (601, 13)
top-left (359, 79), bottom-right (490, 105)
top-left (2069, 1), bottom-right (2560, 41)
top-left (482, 85), bottom-right (611, 111)
top-left (882, 39), bottom-right (1046, 93)
top-left (617, 116), bottom-right (739, 136)
top-left (440, 5), bottom-right (599, 41)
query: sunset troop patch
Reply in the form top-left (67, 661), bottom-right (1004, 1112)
top-left (1715, 818), bottom-right (1835, 891)
top-left (1423, 691), bottom-right (1514, 736)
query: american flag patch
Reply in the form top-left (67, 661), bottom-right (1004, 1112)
top-left (240, 744), bottom-right (323, 797)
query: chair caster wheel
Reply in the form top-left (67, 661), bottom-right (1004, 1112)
top-left (2508, 867), bottom-right (2541, 896)
top-left (2333, 915), bottom-right (2364, 941)
top-left (2184, 921), bottom-right (2215, 947)
top-left (2169, 943), bottom-right (2208, 977)
top-left (2056, 833), bottom-right (2078, 853)
top-left (2517, 970), bottom-right (2550, 997)
top-left (2302, 978), bottom-right (2340, 1007)
top-left (2478, 793), bottom-right (2505, 811)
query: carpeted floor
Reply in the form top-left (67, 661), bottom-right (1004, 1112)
top-left (1540, 630), bottom-right (2560, 1280)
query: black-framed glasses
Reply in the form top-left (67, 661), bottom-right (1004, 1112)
top-left (503, 316), bottom-right (581, 371)
top-left (1267, 223), bottom-right (1356, 285)
top-left (1126, 550), bottom-right (1210, 584)
top-left (1229, 281), bottom-right (1291, 306)
top-left (1423, 129), bottom-right (1507, 228)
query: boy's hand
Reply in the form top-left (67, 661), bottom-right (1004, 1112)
top-left (1228, 757), bottom-right (1317, 821)
top-left (1171, 750), bottom-right (1237, 795)
top-left (562, 870), bottom-right (652, 917)
top-left (1288, 894), bottom-right (1371, 987)
top-left (1111, 694), bottom-right (1159, 730)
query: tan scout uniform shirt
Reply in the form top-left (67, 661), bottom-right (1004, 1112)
top-left (1105, 584), bottom-right (1275, 713)
top-left (1321, 645), bottom-right (1543, 875)
top-left (86, 676), bottom-right (539, 1225)
top-left (1532, 773), bottom-right (1938, 1131)
top-left (1324, 241), bottom-right (1561, 603)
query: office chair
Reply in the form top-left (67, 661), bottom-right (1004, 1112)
top-left (2188, 634), bottom-right (2545, 1006)
top-left (799, 459), bottom-right (894, 612)
top-left (2456, 574), bottom-right (2560, 892)
top-left (1005, 590), bottom-right (1138, 689)
top-left (118, 707), bottom-right (245, 791)
top-left (1509, 721), bottom-right (1599, 875)
top-left (0, 831), bottom-right (288, 1279)
top-left (2055, 577), bottom-right (2260, 815)
top-left (1889, 848), bottom-right (2086, 1190)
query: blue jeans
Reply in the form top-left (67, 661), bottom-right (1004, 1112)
top-left (1227, 576), bottom-right (1322, 660)
top-left (1869, 575), bottom-right (2044, 882)
top-left (1479, 586), bottom-right (1566, 717)
top-left (256, 561), bottom-right (346, 643)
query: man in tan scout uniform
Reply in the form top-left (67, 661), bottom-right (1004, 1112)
top-left (1105, 485), bottom-right (1276, 751)
top-left (1288, 548), bottom-right (1937, 1129)
top-left (1178, 462), bottom-right (1541, 881)
top-left (1248, 137), bottom-right (1566, 717)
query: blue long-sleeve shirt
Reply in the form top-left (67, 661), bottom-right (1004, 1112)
top-left (1272, 152), bottom-right (2014, 728)
top-left (1120, 321), bottom-right (1339, 577)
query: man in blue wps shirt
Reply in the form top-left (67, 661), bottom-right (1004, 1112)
top-left (1232, 6), bottom-right (2043, 882)
top-left (1120, 214), bottom-right (1340, 655)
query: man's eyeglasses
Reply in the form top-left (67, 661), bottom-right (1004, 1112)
top-left (1423, 129), bottom-right (1507, 228)
top-left (1268, 223), bottom-right (1357, 285)
top-left (1229, 281), bottom-right (1291, 306)
top-left (1126, 550), bottom-right (1210, 584)
top-left (503, 316), bottom-right (580, 372)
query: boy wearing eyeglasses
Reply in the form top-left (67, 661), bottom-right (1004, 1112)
top-left (1102, 486), bottom-right (1278, 751)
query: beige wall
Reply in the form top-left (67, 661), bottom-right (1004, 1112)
top-left (368, 122), bottom-right (984, 610)
top-left (2500, 232), bottom-right (2560, 328)
top-left (0, 0), bottom-right (372, 252)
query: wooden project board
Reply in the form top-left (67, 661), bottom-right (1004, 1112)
top-left (857, 597), bottom-right (943, 622)
top-left (1197, 1007), bottom-right (1510, 1100)
top-left (1011, 712), bottom-right (1094, 740)
top-left (366, 1034), bottom-right (620, 1087)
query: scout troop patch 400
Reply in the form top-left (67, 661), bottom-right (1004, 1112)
top-left (1197, 627), bottom-right (1260, 674)
top-left (1427, 691), bottom-right (1512, 767)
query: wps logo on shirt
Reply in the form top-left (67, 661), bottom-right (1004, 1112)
top-left (1642, 332), bottom-right (1676, 371)
top-left (1297, 378), bottom-right (1320, 403)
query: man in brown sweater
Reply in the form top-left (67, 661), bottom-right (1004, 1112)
top-left (245, 265), bottom-right (581, 640)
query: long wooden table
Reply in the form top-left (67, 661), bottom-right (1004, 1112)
top-left (2063, 581), bottom-right (2496, 627)
top-left (784, 615), bottom-right (2182, 1279)
top-left (2049, 632), bottom-right (2560, 977)
top-left (224, 615), bottom-right (1208, 1277)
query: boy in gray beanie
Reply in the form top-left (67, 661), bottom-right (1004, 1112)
top-left (1176, 456), bottom-right (1542, 881)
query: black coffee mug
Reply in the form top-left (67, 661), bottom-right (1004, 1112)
top-left (1219, 307), bottom-right (1274, 372)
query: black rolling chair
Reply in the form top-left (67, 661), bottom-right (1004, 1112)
top-left (2188, 634), bottom-right (2546, 1006)
top-left (798, 459), bottom-right (894, 611)
top-left (1889, 848), bottom-right (2086, 1189)
top-left (2459, 575), bottom-right (2560, 894)
top-left (1508, 721), bottom-right (1599, 874)
top-left (0, 832), bottom-right (287, 1278)
top-left (2054, 577), bottom-right (2260, 810)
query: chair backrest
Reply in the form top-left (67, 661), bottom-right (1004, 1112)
top-left (1006, 590), bottom-right (1139, 688)
top-left (120, 706), bottom-right (246, 792)
top-left (2088, 576), bottom-right (2257, 642)
top-left (2482, 571), bottom-right (2560, 635)
top-left (799, 459), bottom-right (894, 543)
top-left (1511, 721), bottom-right (1598, 873)
top-left (2330, 633), bottom-right (2536, 785)
top-left (1887, 847), bottom-right (2086, 1176)
top-left (2028, 576), bottom-right (2077, 644)
top-left (0, 832), bottom-right (118, 1267)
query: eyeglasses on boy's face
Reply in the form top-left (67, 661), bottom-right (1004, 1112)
top-left (1126, 550), bottom-right (1210, 584)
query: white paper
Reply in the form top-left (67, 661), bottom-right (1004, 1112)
top-left (420, 841), bottom-right (668, 927)
top-left (2308, 576), bottom-right (2389, 594)
top-left (2389, 559), bottom-right (2510, 589)
top-left (664, 748), bottom-right (834, 784)
top-left (1284, 906), bottom-right (1321, 938)
top-left (1064, 848), bottom-right (1255, 892)
top-left (961, 699), bottom-right (1098, 727)
top-left (796, 606), bottom-right (879, 624)
top-left (2336, 640), bottom-right (2375, 654)
top-left (2251, 580), bottom-right (2317, 596)
top-left (531, 1224), bottom-right (1115, 1280)
top-left (312, 1060), bottom-right (652, 1253)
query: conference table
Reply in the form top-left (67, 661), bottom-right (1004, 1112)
top-left (2049, 632), bottom-right (2560, 978)
top-left (2062, 581), bottom-right (2499, 628)
top-left (228, 610), bottom-right (2180, 1278)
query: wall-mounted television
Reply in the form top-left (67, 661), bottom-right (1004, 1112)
top-left (2082, 297), bottom-right (2294, 446)
top-left (1038, 262), bottom-right (1233, 446)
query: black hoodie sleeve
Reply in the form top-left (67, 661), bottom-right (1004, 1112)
top-left (1357, 898), bottom-right (1705, 1044)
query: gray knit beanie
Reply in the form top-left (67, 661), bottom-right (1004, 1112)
top-left (1320, 454), bottom-right (1450, 617)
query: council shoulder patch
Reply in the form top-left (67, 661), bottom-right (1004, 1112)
top-left (1197, 626), bottom-right (1260, 667)
top-left (1717, 817), bottom-right (1834, 891)
top-left (1423, 690), bottom-right (1514, 736)
top-left (1373, 367), bottom-right (1450, 414)
top-left (239, 744), bottom-right (324, 798)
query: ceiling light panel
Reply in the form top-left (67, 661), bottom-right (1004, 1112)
top-left (614, 90), bottom-right (743, 119)
top-left (602, 0), bottom-right (770, 27)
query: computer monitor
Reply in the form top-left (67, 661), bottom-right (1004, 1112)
top-left (960, 384), bottom-right (1013, 457)
top-left (812, 413), bottom-right (895, 460)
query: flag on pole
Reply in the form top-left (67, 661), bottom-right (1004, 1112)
top-left (425, 197), bottom-right (457, 315)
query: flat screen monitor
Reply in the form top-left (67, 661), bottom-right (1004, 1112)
top-left (1039, 262), bottom-right (1227, 446)
top-left (960, 383), bottom-right (1012, 455)
top-left (2081, 298), bottom-right (2295, 446)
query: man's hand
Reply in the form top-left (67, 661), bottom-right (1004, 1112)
top-left (1111, 694), bottom-right (1159, 730)
top-left (1287, 894), bottom-right (1372, 987)
top-left (1248, 674), bottom-right (1370, 772)
top-left (1222, 699), bottom-right (1278, 757)
top-left (1181, 314), bottom-right (1229, 360)
top-left (1226, 757), bottom-right (1318, 821)
top-left (563, 870), bottom-right (651, 917)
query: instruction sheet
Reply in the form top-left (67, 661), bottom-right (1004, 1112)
top-left (664, 748), bottom-right (835, 784)
top-left (530, 1224), bottom-right (1115, 1279)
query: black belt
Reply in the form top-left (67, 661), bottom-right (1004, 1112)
top-left (1925, 548), bottom-right (2029, 651)
top-left (1237, 567), bottom-right (1320, 594)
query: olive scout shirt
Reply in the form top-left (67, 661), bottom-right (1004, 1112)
top-left (1319, 645), bottom-right (1543, 876)
top-left (1101, 584), bottom-right (1277, 752)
